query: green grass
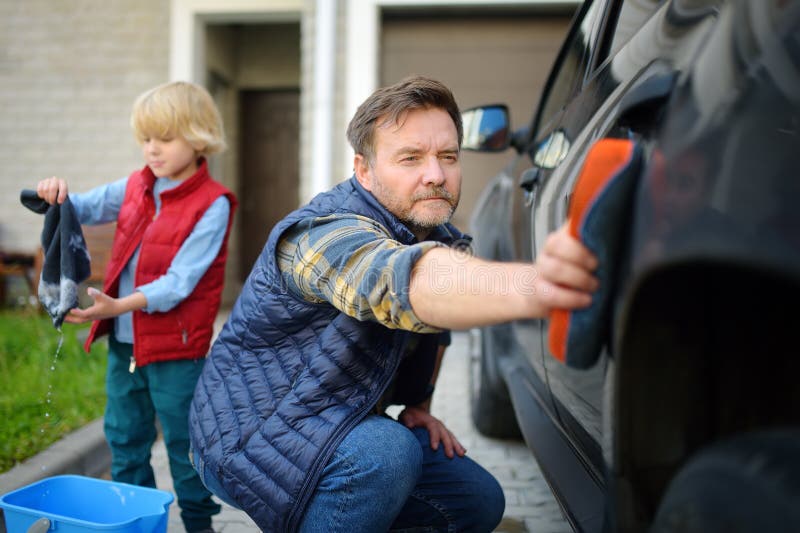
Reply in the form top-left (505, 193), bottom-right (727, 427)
top-left (0, 308), bottom-right (107, 473)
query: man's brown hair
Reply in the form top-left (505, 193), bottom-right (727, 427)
top-left (346, 76), bottom-right (463, 162)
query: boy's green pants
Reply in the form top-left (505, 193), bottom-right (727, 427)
top-left (105, 335), bottom-right (220, 532)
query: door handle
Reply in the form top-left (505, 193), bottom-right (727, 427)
top-left (520, 167), bottom-right (542, 207)
top-left (520, 167), bottom-right (542, 191)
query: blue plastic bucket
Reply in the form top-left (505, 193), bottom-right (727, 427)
top-left (0, 475), bottom-right (174, 533)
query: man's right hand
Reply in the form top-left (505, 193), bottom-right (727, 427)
top-left (531, 222), bottom-right (598, 312)
top-left (36, 176), bottom-right (69, 205)
top-left (409, 221), bottom-right (599, 329)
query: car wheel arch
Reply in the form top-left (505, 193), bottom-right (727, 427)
top-left (608, 259), bottom-right (800, 528)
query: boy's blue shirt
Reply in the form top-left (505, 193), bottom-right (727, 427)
top-left (70, 176), bottom-right (230, 343)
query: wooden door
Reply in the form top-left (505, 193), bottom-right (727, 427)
top-left (239, 89), bottom-right (300, 280)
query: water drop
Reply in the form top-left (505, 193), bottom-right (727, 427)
top-left (40, 331), bottom-right (65, 440)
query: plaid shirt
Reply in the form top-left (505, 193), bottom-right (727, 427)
top-left (276, 214), bottom-right (447, 333)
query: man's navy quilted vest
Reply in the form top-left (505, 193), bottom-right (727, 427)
top-left (189, 177), bottom-right (467, 532)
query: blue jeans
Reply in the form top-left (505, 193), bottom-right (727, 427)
top-left (300, 415), bottom-right (505, 533)
top-left (195, 415), bottom-right (505, 532)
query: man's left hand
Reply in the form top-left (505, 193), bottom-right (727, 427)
top-left (398, 405), bottom-right (466, 459)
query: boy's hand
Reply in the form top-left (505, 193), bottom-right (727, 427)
top-left (36, 177), bottom-right (69, 205)
top-left (65, 287), bottom-right (122, 324)
top-left (532, 223), bottom-right (599, 312)
top-left (65, 287), bottom-right (148, 324)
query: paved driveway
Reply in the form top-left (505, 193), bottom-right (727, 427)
top-left (153, 331), bottom-right (571, 532)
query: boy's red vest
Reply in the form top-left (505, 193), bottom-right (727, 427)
top-left (84, 159), bottom-right (237, 367)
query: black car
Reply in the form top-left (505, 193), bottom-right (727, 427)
top-left (462, 0), bottom-right (800, 531)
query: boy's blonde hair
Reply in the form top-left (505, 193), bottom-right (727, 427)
top-left (131, 81), bottom-right (226, 156)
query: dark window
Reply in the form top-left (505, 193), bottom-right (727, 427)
top-left (535, 0), bottom-right (605, 133)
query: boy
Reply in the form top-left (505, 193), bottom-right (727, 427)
top-left (36, 81), bottom-right (237, 533)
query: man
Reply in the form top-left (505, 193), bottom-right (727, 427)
top-left (189, 76), bottom-right (598, 532)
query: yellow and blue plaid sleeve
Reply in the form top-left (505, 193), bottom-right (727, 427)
top-left (276, 214), bottom-right (443, 332)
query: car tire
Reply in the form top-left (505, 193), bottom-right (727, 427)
top-left (650, 429), bottom-right (800, 533)
top-left (469, 326), bottom-right (521, 439)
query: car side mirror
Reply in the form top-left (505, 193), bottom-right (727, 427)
top-left (461, 105), bottom-right (511, 152)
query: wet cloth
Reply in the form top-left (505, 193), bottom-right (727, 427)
top-left (20, 189), bottom-right (91, 328)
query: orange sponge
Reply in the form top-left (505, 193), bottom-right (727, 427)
top-left (548, 138), bottom-right (642, 368)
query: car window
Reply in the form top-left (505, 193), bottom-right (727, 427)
top-left (535, 0), bottom-right (605, 135)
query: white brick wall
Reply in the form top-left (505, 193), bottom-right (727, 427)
top-left (0, 0), bottom-right (169, 253)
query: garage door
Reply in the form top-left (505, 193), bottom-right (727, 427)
top-left (381, 12), bottom-right (573, 232)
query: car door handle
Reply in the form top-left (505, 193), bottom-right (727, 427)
top-left (520, 167), bottom-right (542, 191)
top-left (520, 167), bottom-right (542, 207)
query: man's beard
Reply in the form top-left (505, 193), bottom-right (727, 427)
top-left (368, 169), bottom-right (461, 237)
top-left (400, 186), bottom-right (458, 236)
